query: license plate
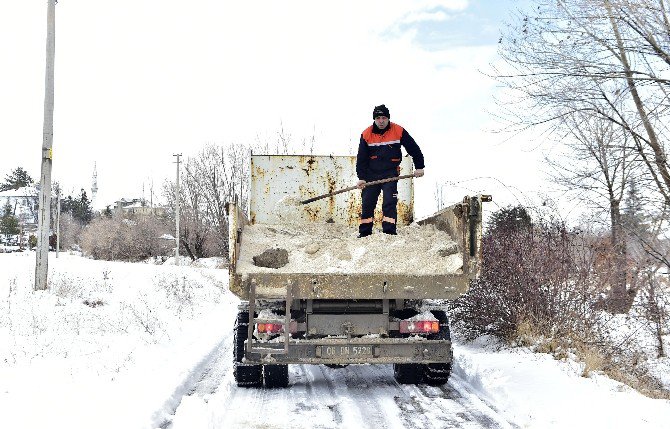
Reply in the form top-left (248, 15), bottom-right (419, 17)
top-left (320, 345), bottom-right (373, 357)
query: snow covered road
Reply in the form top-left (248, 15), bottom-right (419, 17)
top-left (2, 253), bottom-right (669, 429)
top-left (167, 359), bottom-right (515, 429)
top-left (161, 332), bottom-right (670, 429)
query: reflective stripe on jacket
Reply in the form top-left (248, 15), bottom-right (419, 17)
top-left (356, 122), bottom-right (425, 181)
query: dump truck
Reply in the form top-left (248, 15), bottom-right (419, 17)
top-left (227, 154), bottom-right (489, 388)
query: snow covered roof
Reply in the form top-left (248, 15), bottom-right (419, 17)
top-left (0, 186), bottom-right (38, 198)
top-left (123, 203), bottom-right (145, 209)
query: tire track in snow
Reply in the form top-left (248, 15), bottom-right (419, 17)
top-left (155, 332), bottom-right (233, 429)
top-left (292, 364), bottom-right (343, 426)
top-left (212, 364), bottom-right (345, 429)
top-left (319, 364), bottom-right (389, 427)
top-left (186, 342), bottom-right (230, 399)
top-left (167, 360), bottom-right (517, 428)
top-left (218, 381), bottom-right (276, 428)
top-left (392, 385), bottom-right (435, 429)
top-left (338, 364), bottom-right (430, 429)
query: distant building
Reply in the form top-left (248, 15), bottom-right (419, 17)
top-left (0, 186), bottom-right (39, 228)
top-left (114, 198), bottom-right (166, 217)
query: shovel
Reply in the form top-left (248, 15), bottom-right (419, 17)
top-left (300, 174), bottom-right (416, 205)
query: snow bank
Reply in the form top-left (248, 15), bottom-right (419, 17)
top-left (452, 336), bottom-right (670, 428)
top-left (0, 252), bottom-right (236, 429)
top-left (2, 252), bottom-right (669, 429)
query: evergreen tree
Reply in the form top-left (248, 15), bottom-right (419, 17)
top-left (0, 202), bottom-right (20, 240)
top-left (1, 167), bottom-right (34, 191)
top-left (61, 189), bottom-right (94, 224)
top-left (486, 205), bottom-right (533, 235)
top-left (621, 179), bottom-right (649, 236)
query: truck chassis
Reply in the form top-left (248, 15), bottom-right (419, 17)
top-left (227, 155), bottom-right (489, 388)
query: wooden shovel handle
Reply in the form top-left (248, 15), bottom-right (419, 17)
top-left (300, 174), bottom-right (416, 205)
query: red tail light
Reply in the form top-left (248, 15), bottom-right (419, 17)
top-left (257, 323), bottom-right (284, 333)
top-left (400, 320), bottom-right (439, 334)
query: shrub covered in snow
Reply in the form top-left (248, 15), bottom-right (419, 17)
top-left (80, 216), bottom-right (172, 261)
top-left (450, 205), bottom-right (670, 398)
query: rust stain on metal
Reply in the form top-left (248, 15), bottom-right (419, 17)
top-left (298, 155), bottom-right (318, 175)
top-left (346, 194), bottom-right (360, 226)
top-left (303, 203), bottom-right (321, 222)
top-left (325, 171), bottom-right (338, 219)
top-left (253, 164), bottom-right (267, 180)
top-left (397, 201), bottom-right (413, 225)
top-left (248, 155), bottom-right (413, 225)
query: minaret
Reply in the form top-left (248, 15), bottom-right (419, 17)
top-left (91, 162), bottom-right (98, 208)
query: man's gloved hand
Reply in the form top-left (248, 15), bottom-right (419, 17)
top-left (414, 168), bottom-right (424, 177)
top-left (356, 180), bottom-right (366, 189)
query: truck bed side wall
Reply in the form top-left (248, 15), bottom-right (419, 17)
top-left (228, 196), bottom-right (485, 301)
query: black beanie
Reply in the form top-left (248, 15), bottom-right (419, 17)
top-left (373, 104), bottom-right (390, 119)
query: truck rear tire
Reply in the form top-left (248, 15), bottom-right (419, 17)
top-left (393, 363), bottom-right (424, 384)
top-left (422, 310), bottom-right (452, 385)
top-left (235, 365), bottom-right (263, 387)
top-left (263, 364), bottom-right (289, 388)
top-left (394, 310), bottom-right (452, 385)
top-left (423, 363), bottom-right (451, 386)
top-left (233, 311), bottom-right (262, 387)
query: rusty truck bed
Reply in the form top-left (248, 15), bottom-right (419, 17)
top-left (227, 195), bottom-right (485, 301)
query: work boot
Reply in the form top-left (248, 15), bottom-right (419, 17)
top-left (359, 223), bottom-right (373, 238)
top-left (382, 221), bottom-right (396, 235)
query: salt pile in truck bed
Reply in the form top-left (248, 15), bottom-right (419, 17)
top-left (228, 154), bottom-right (487, 301)
top-left (237, 221), bottom-right (463, 275)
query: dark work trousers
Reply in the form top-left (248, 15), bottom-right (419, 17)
top-left (359, 180), bottom-right (398, 236)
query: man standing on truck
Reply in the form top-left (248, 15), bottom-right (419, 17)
top-left (356, 104), bottom-right (425, 237)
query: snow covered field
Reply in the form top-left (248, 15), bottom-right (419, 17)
top-left (1, 252), bottom-right (669, 428)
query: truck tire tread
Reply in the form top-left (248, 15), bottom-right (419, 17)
top-left (234, 365), bottom-right (263, 387)
top-left (423, 363), bottom-right (451, 386)
top-left (393, 363), bottom-right (424, 384)
top-left (233, 311), bottom-right (262, 387)
top-left (263, 364), bottom-right (289, 388)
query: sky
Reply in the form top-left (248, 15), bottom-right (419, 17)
top-left (0, 0), bottom-right (545, 218)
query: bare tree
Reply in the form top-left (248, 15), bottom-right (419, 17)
top-left (164, 130), bottom-right (318, 260)
top-left (637, 268), bottom-right (670, 357)
top-left (163, 142), bottom-right (251, 260)
top-left (253, 123), bottom-right (317, 155)
top-left (58, 212), bottom-right (83, 251)
top-left (494, 0), bottom-right (670, 309)
top-left (495, 0), bottom-right (670, 206)
top-left (547, 110), bottom-right (641, 310)
top-left (451, 205), bottom-right (601, 341)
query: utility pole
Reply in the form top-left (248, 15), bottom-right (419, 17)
top-left (35, 0), bottom-right (56, 291)
top-left (173, 154), bottom-right (182, 266)
top-left (56, 186), bottom-right (60, 258)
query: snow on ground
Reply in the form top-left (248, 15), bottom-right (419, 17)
top-left (597, 307), bottom-right (670, 390)
top-left (0, 251), bottom-right (236, 429)
top-left (1, 251), bottom-right (669, 428)
top-left (453, 336), bottom-right (670, 428)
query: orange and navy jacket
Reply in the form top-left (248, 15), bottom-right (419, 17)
top-left (356, 122), bottom-right (425, 181)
